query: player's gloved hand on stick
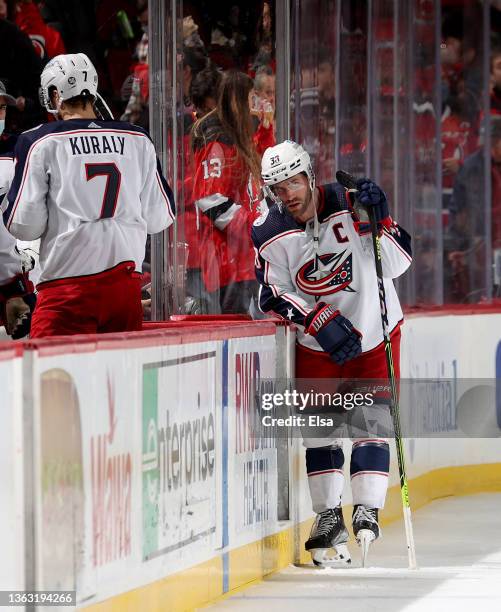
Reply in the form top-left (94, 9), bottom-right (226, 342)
top-left (304, 302), bottom-right (362, 365)
top-left (355, 178), bottom-right (390, 225)
top-left (0, 273), bottom-right (36, 339)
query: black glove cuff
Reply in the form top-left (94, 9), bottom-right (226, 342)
top-left (0, 273), bottom-right (33, 301)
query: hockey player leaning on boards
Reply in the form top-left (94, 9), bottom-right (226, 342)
top-left (0, 80), bottom-right (35, 339)
top-left (5, 53), bottom-right (175, 338)
top-left (252, 141), bottom-right (412, 566)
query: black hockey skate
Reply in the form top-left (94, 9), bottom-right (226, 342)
top-left (305, 507), bottom-right (351, 567)
top-left (352, 505), bottom-right (380, 567)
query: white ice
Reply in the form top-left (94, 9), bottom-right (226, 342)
top-left (206, 493), bottom-right (501, 612)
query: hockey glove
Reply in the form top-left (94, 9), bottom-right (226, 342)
top-left (0, 273), bottom-right (36, 339)
top-left (304, 303), bottom-right (362, 365)
top-left (355, 178), bottom-right (391, 225)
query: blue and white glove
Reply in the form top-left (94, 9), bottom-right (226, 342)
top-left (304, 303), bottom-right (362, 366)
top-left (355, 178), bottom-right (390, 225)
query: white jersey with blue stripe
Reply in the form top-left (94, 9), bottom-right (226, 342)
top-left (5, 119), bottom-right (175, 285)
top-left (0, 138), bottom-right (22, 284)
top-left (251, 183), bottom-right (412, 353)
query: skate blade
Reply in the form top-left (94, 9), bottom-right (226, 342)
top-left (309, 543), bottom-right (352, 568)
top-left (356, 529), bottom-right (375, 568)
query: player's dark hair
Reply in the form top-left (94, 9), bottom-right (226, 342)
top-left (49, 86), bottom-right (95, 111)
top-left (64, 94), bottom-right (95, 110)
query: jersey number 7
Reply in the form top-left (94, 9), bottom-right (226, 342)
top-left (85, 162), bottom-right (122, 219)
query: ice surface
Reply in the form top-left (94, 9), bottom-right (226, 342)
top-left (206, 493), bottom-right (501, 611)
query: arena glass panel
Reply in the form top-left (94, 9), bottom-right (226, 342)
top-left (441, 1), bottom-right (493, 304)
top-left (368, 0), bottom-right (401, 225)
top-left (290, 0), bottom-right (339, 184)
top-left (405, 0), bottom-right (443, 306)
top-left (171, 1), bottom-right (278, 317)
top-left (149, 0), bottom-right (180, 318)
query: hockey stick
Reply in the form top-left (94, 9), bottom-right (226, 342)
top-left (336, 170), bottom-right (417, 570)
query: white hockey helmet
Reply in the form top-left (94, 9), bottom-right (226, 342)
top-left (261, 140), bottom-right (315, 192)
top-left (40, 53), bottom-right (98, 114)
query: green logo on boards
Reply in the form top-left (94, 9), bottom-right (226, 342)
top-left (142, 367), bottom-right (159, 560)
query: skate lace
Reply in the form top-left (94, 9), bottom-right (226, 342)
top-left (353, 505), bottom-right (376, 524)
top-left (315, 509), bottom-right (338, 536)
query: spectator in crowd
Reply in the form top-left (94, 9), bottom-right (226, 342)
top-left (95, 1), bottom-right (141, 115)
top-left (11, 0), bottom-right (66, 60)
top-left (191, 63), bottom-right (221, 120)
top-left (490, 47), bottom-right (501, 115)
top-left (317, 51), bottom-right (336, 181)
top-left (252, 1), bottom-right (273, 72)
top-left (441, 8), bottom-right (483, 127)
top-left (120, 0), bottom-right (149, 127)
top-left (0, 8), bottom-right (44, 131)
top-left (39, 0), bottom-right (96, 57)
top-left (183, 14), bottom-right (205, 51)
top-left (441, 74), bottom-right (473, 212)
top-left (253, 65), bottom-right (275, 110)
top-left (190, 70), bottom-right (269, 314)
top-left (446, 116), bottom-right (501, 301)
top-left (0, 80), bottom-right (17, 161)
top-left (251, 65), bottom-right (275, 144)
top-left (182, 64), bottom-right (221, 314)
top-left (183, 45), bottom-right (209, 108)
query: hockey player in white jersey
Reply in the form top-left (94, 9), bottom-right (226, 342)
top-left (0, 80), bottom-right (35, 339)
top-left (5, 53), bottom-right (175, 338)
top-left (0, 221), bottom-right (35, 339)
top-left (252, 141), bottom-right (412, 565)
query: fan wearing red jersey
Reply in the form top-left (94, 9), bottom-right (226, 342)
top-left (5, 53), bottom-right (175, 338)
top-left (191, 70), bottom-right (272, 314)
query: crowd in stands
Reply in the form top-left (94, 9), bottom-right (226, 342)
top-left (3, 0), bottom-right (501, 314)
top-left (441, 5), bottom-right (501, 302)
top-left (0, 0), bottom-right (277, 320)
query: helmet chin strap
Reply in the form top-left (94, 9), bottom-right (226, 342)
top-left (309, 178), bottom-right (329, 280)
top-left (95, 92), bottom-right (114, 120)
top-left (46, 96), bottom-right (61, 116)
top-left (308, 177), bottom-right (319, 256)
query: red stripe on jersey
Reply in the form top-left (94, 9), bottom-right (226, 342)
top-left (259, 229), bottom-right (303, 253)
top-left (323, 210), bottom-right (351, 223)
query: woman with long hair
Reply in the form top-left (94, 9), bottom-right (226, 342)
top-left (190, 69), bottom-right (273, 314)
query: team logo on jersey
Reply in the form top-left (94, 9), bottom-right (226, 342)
top-left (296, 251), bottom-right (354, 297)
top-left (253, 205), bottom-right (269, 226)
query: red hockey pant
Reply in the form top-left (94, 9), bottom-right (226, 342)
top-left (296, 326), bottom-right (401, 380)
top-left (30, 262), bottom-right (143, 338)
